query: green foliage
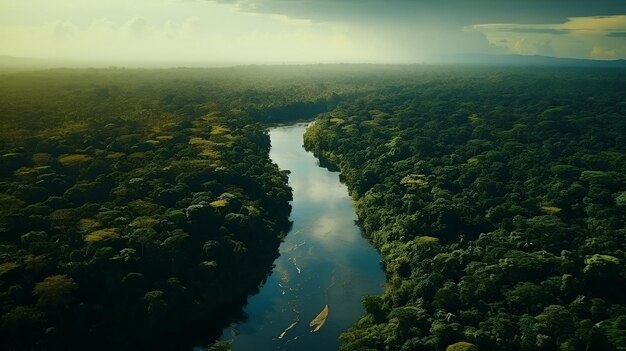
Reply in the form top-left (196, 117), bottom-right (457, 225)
top-left (506, 282), bottom-right (551, 314)
top-left (536, 305), bottom-right (575, 337)
top-left (0, 306), bottom-right (46, 343)
top-left (0, 193), bottom-right (24, 214)
top-left (33, 275), bottom-right (77, 308)
top-left (0, 67), bottom-right (298, 350)
top-left (615, 192), bottom-right (626, 207)
top-left (2, 64), bottom-right (625, 351)
top-left (583, 254), bottom-right (620, 273)
top-left (0, 262), bottom-right (20, 278)
top-left (415, 236), bottom-right (440, 246)
top-left (57, 154), bottom-right (92, 167)
top-left (304, 68), bottom-right (626, 351)
top-left (84, 228), bottom-right (119, 244)
top-left (362, 295), bottom-right (387, 322)
top-left (207, 340), bottom-right (232, 351)
top-left (446, 341), bottom-right (478, 351)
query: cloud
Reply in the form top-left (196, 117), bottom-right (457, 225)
top-left (126, 17), bottom-right (148, 37)
top-left (206, 0), bottom-right (626, 25)
top-left (3, 0), bottom-right (626, 63)
top-left (0, 1), bottom-right (383, 63)
top-left (563, 15), bottom-right (626, 32)
top-left (469, 15), bottom-right (626, 59)
top-left (488, 27), bottom-right (567, 35)
top-left (52, 22), bottom-right (78, 40)
top-left (203, 0), bottom-right (626, 60)
top-left (591, 46), bottom-right (618, 59)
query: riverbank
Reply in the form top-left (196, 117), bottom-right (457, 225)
top-left (221, 123), bottom-right (384, 351)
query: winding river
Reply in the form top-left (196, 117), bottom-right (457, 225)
top-left (220, 123), bottom-right (385, 350)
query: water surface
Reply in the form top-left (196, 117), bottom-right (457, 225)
top-left (221, 123), bottom-right (384, 351)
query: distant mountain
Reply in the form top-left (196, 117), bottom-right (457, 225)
top-left (0, 55), bottom-right (248, 72)
top-left (2, 54), bottom-right (625, 72)
top-left (433, 53), bottom-right (626, 68)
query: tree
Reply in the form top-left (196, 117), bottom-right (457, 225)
top-left (446, 341), bottom-right (478, 351)
top-left (363, 295), bottom-right (386, 322)
top-left (433, 282), bottom-right (461, 312)
top-left (616, 191), bottom-right (626, 207)
top-left (536, 305), bottom-right (574, 338)
top-left (583, 254), bottom-right (623, 298)
top-left (33, 275), bottom-right (78, 308)
top-left (507, 282), bottom-right (551, 315)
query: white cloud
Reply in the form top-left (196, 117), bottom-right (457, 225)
top-left (0, 0), bottom-right (390, 63)
top-left (125, 17), bottom-right (149, 37)
top-left (469, 15), bottom-right (626, 59)
top-left (4, 0), bottom-right (432, 64)
top-left (52, 22), bottom-right (78, 40)
top-left (591, 45), bottom-right (619, 59)
top-left (563, 15), bottom-right (626, 33)
top-left (268, 14), bottom-right (312, 26)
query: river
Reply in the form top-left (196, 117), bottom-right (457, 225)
top-left (219, 123), bottom-right (385, 350)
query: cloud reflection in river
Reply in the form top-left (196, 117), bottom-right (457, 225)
top-left (221, 124), bottom-right (383, 351)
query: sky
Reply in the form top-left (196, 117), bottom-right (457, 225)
top-left (0, 0), bottom-right (625, 64)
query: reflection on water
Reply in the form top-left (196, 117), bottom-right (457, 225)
top-left (220, 123), bottom-right (384, 351)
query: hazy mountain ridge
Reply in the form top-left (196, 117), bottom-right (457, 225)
top-left (438, 54), bottom-right (626, 67)
top-left (2, 54), bottom-right (625, 73)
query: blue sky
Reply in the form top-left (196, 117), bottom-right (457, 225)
top-left (1, 0), bottom-right (625, 63)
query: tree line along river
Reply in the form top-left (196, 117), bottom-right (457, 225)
top-left (219, 123), bottom-right (385, 351)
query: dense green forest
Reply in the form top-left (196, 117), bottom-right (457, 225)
top-left (304, 68), bottom-right (626, 351)
top-left (1, 65), bottom-right (427, 350)
top-left (0, 67), bottom-right (345, 350)
top-left (1, 66), bottom-right (625, 351)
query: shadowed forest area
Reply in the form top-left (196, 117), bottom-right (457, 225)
top-left (0, 65), bottom-right (625, 351)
